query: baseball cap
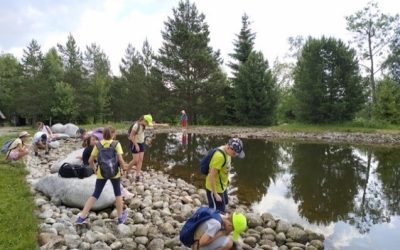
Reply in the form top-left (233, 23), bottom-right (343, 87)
top-left (232, 212), bottom-right (247, 241)
top-left (228, 137), bottom-right (245, 158)
top-left (19, 131), bottom-right (30, 138)
top-left (144, 114), bottom-right (153, 126)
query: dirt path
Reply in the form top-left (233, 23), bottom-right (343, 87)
top-left (0, 126), bottom-right (24, 137)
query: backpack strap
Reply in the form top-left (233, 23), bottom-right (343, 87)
top-left (110, 140), bottom-right (118, 149)
top-left (95, 142), bottom-right (103, 150)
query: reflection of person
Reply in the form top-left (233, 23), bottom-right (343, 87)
top-left (181, 110), bottom-right (188, 130)
top-left (191, 210), bottom-right (247, 250)
top-left (32, 132), bottom-right (50, 156)
top-left (126, 114), bottom-right (153, 182)
top-left (75, 126), bottom-right (128, 225)
top-left (182, 132), bottom-right (188, 147)
top-left (7, 131), bottom-right (30, 161)
top-left (206, 138), bottom-right (245, 213)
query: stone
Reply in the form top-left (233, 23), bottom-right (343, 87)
top-left (278, 246), bottom-right (289, 250)
top-left (92, 241), bottom-right (112, 250)
top-left (287, 227), bottom-right (308, 244)
top-left (38, 210), bottom-right (53, 219)
top-left (306, 246), bottom-right (318, 250)
top-left (244, 236), bottom-right (257, 247)
top-left (117, 224), bottom-right (132, 237)
top-left (49, 148), bottom-right (84, 173)
top-left (306, 229), bottom-right (325, 241)
top-left (134, 224), bottom-right (149, 236)
top-left (153, 201), bottom-right (164, 209)
top-left (105, 233), bottom-right (117, 244)
top-left (180, 204), bottom-right (193, 219)
top-left (276, 220), bottom-right (291, 233)
top-left (165, 236), bottom-right (181, 248)
top-left (133, 212), bottom-right (146, 224)
top-left (83, 230), bottom-right (104, 244)
top-left (51, 123), bottom-right (65, 133)
top-left (310, 240), bottom-right (324, 250)
top-left (286, 242), bottom-right (306, 249)
top-left (148, 238), bottom-right (165, 250)
top-left (160, 222), bottom-right (175, 235)
top-left (35, 175), bottom-right (115, 211)
top-left (35, 198), bottom-right (48, 206)
top-left (291, 248), bottom-right (304, 250)
top-left (110, 241), bottom-right (123, 250)
top-left (44, 218), bottom-right (56, 224)
top-left (38, 233), bottom-right (57, 246)
top-left (130, 199), bottom-right (142, 210)
top-left (64, 123), bottom-right (80, 138)
top-left (246, 213), bottom-right (263, 228)
top-left (64, 234), bottom-right (80, 248)
top-left (276, 232), bottom-right (286, 243)
top-left (135, 236), bottom-right (149, 245)
top-left (261, 212), bottom-right (275, 223)
top-left (80, 242), bottom-right (91, 250)
top-left (259, 239), bottom-right (275, 247)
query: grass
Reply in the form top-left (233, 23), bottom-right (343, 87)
top-left (0, 135), bottom-right (38, 250)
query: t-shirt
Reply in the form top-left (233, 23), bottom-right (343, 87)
top-left (132, 123), bottom-right (145, 143)
top-left (181, 114), bottom-right (188, 121)
top-left (205, 146), bottom-right (231, 193)
top-left (193, 218), bottom-right (222, 242)
top-left (40, 125), bottom-right (51, 137)
top-left (82, 145), bottom-right (93, 165)
top-left (9, 138), bottom-right (22, 153)
top-left (33, 132), bottom-right (46, 144)
top-left (91, 139), bottom-right (123, 179)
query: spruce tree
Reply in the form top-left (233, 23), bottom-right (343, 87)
top-left (158, 0), bottom-right (226, 124)
top-left (234, 51), bottom-right (277, 125)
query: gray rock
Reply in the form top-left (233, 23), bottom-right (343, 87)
top-left (110, 241), bottom-right (123, 250)
top-left (64, 123), bottom-right (80, 137)
top-left (278, 246), bottom-right (289, 250)
top-left (44, 218), bottom-right (55, 224)
top-left (266, 220), bottom-right (276, 229)
top-left (64, 234), bottom-right (80, 248)
top-left (134, 212), bottom-right (146, 224)
top-left (261, 212), bottom-right (275, 223)
top-left (135, 236), bottom-right (149, 245)
top-left (91, 241), bottom-right (112, 250)
top-left (180, 204), bottom-right (193, 219)
top-left (276, 220), bottom-right (291, 233)
top-left (160, 222), bottom-right (175, 235)
top-left (259, 239), bottom-right (275, 247)
top-left (35, 175), bottom-right (115, 211)
top-left (306, 229), bottom-right (325, 241)
top-left (306, 246), bottom-right (318, 250)
top-left (286, 242), bottom-right (306, 249)
top-left (80, 242), bottom-right (91, 250)
top-left (117, 224), bottom-right (132, 237)
top-left (50, 148), bottom-right (84, 173)
top-left (276, 232), bottom-right (286, 243)
top-left (38, 232), bottom-right (57, 246)
top-left (35, 198), bottom-right (48, 206)
top-left (246, 213), bottom-right (263, 228)
top-left (244, 236), bottom-right (257, 247)
top-left (83, 230), bottom-right (104, 244)
top-left (260, 246), bottom-right (274, 250)
top-left (105, 233), bottom-right (117, 244)
top-left (148, 238), bottom-right (165, 250)
top-left (291, 248), bottom-right (304, 250)
top-left (310, 240), bottom-right (324, 250)
top-left (38, 210), bottom-right (54, 219)
top-left (165, 236), bottom-right (181, 248)
top-left (130, 198), bottom-right (142, 210)
top-left (153, 201), bottom-right (164, 209)
top-left (134, 224), bottom-right (149, 236)
top-left (287, 227), bottom-right (308, 244)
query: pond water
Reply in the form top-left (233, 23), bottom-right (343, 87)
top-left (117, 133), bottom-right (400, 250)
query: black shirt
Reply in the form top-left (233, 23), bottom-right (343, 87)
top-left (82, 145), bottom-right (93, 165)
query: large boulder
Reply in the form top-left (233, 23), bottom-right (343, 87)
top-left (51, 123), bottom-right (65, 133)
top-left (64, 123), bottom-right (80, 138)
top-left (35, 175), bottom-right (115, 211)
top-left (50, 148), bottom-right (84, 173)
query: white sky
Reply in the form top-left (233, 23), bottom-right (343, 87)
top-left (0, 0), bottom-right (399, 75)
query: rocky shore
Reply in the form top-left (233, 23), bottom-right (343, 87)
top-left (28, 139), bottom-right (329, 250)
top-left (151, 126), bottom-right (400, 146)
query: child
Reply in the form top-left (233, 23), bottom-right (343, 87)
top-left (37, 122), bottom-right (54, 140)
top-left (75, 126), bottom-right (128, 225)
top-left (32, 131), bottom-right (50, 156)
top-left (126, 114), bottom-right (153, 182)
top-left (6, 131), bottom-right (30, 161)
top-left (181, 110), bottom-right (188, 131)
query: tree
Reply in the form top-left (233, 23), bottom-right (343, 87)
top-left (385, 26), bottom-right (400, 83)
top-left (0, 53), bottom-right (22, 118)
top-left (228, 13), bottom-right (256, 78)
top-left (158, 0), bottom-right (227, 124)
top-left (51, 82), bottom-right (78, 122)
top-left (373, 78), bottom-right (400, 123)
top-left (234, 51), bottom-right (277, 125)
top-left (293, 37), bottom-right (365, 123)
top-left (346, 1), bottom-right (399, 103)
top-left (84, 43), bottom-right (111, 123)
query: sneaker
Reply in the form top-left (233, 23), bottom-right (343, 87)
top-left (118, 210), bottom-right (128, 224)
top-left (75, 215), bottom-right (87, 225)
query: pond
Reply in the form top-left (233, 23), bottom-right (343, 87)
top-left (117, 132), bottom-right (400, 250)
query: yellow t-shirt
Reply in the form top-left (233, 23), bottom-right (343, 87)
top-left (91, 139), bottom-right (123, 179)
top-left (205, 146), bottom-right (231, 193)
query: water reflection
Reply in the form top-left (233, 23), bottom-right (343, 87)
top-left (117, 133), bottom-right (400, 250)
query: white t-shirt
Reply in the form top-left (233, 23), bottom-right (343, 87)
top-left (33, 132), bottom-right (46, 144)
top-left (132, 123), bottom-right (145, 143)
top-left (194, 218), bottom-right (222, 241)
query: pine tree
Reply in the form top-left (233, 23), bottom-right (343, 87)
top-left (158, 0), bottom-right (226, 124)
top-left (293, 37), bottom-right (365, 123)
top-left (234, 51), bottom-right (277, 125)
top-left (0, 53), bottom-right (22, 118)
top-left (228, 13), bottom-right (256, 78)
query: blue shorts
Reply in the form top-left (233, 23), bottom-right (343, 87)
top-left (129, 142), bottom-right (145, 154)
top-left (206, 190), bottom-right (229, 213)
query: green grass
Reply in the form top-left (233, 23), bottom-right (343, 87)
top-left (0, 135), bottom-right (38, 250)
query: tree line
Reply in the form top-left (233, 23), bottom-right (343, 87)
top-left (0, 0), bottom-right (399, 126)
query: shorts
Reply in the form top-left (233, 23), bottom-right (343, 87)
top-left (198, 235), bottom-right (231, 250)
top-left (8, 151), bottom-right (19, 161)
top-left (129, 142), bottom-right (145, 154)
top-left (206, 190), bottom-right (229, 213)
top-left (181, 120), bottom-right (187, 127)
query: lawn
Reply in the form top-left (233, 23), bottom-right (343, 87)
top-left (0, 135), bottom-right (38, 250)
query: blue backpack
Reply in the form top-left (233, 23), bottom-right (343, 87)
top-left (95, 141), bottom-right (119, 179)
top-left (180, 207), bottom-right (223, 247)
top-left (1, 139), bottom-right (16, 154)
top-left (200, 148), bottom-right (226, 175)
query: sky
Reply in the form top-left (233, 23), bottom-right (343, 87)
top-left (0, 0), bottom-right (399, 75)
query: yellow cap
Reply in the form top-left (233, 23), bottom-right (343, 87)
top-left (232, 212), bottom-right (247, 241)
top-left (144, 114), bottom-right (153, 126)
